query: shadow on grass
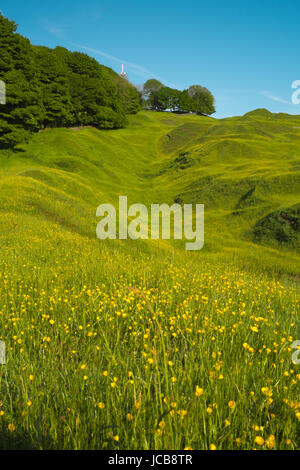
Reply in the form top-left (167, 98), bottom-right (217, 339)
top-left (0, 144), bottom-right (26, 153)
top-left (0, 426), bottom-right (41, 450)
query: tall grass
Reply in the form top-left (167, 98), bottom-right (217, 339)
top-left (0, 110), bottom-right (299, 449)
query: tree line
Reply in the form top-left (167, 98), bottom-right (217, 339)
top-left (0, 14), bottom-right (140, 149)
top-left (142, 79), bottom-right (215, 115)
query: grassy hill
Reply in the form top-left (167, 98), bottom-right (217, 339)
top-left (0, 110), bottom-right (299, 450)
top-left (1, 108), bottom-right (299, 274)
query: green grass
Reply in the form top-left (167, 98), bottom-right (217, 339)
top-left (0, 109), bottom-right (299, 450)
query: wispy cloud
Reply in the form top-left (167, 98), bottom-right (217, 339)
top-left (41, 6), bottom-right (103, 39)
top-left (42, 23), bottom-right (170, 85)
top-left (42, 19), bottom-right (65, 39)
top-left (260, 91), bottom-right (290, 105)
top-left (73, 43), bottom-right (164, 82)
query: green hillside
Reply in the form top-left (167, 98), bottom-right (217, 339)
top-left (1, 109), bottom-right (299, 275)
top-left (0, 110), bottom-right (299, 450)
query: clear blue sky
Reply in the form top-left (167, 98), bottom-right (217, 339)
top-left (1, 0), bottom-right (299, 118)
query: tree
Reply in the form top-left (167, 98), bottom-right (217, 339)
top-left (143, 79), bottom-right (164, 97)
top-left (0, 14), bottom-right (42, 148)
top-left (64, 51), bottom-right (127, 128)
top-left (142, 79), bottom-right (216, 115)
top-left (154, 87), bottom-right (182, 112)
top-left (0, 12), bottom-right (140, 148)
top-left (113, 79), bottom-right (141, 115)
top-left (177, 90), bottom-right (195, 113)
top-left (34, 46), bottom-right (74, 128)
top-left (154, 87), bottom-right (172, 111)
top-left (143, 79), bottom-right (164, 109)
top-left (188, 85), bottom-right (215, 115)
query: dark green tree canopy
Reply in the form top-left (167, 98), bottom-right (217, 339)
top-left (0, 12), bottom-right (216, 149)
top-left (142, 79), bottom-right (164, 110)
top-left (143, 79), bottom-right (164, 97)
top-left (188, 85), bottom-right (215, 115)
top-left (0, 14), bottom-right (140, 148)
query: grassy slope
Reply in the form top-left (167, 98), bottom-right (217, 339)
top-left (0, 109), bottom-right (299, 275)
top-left (0, 110), bottom-right (299, 450)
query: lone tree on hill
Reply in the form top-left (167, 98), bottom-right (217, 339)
top-left (188, 85), bottom-right (215, 115)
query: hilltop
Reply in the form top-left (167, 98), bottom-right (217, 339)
top-left (0, 108), bottom-right (299, 277)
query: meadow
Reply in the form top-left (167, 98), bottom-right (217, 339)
top-left (0, 109), bottom-right (299, 449)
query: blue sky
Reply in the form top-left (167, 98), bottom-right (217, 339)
top-left (1, 0), bottom-right (299, 118)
